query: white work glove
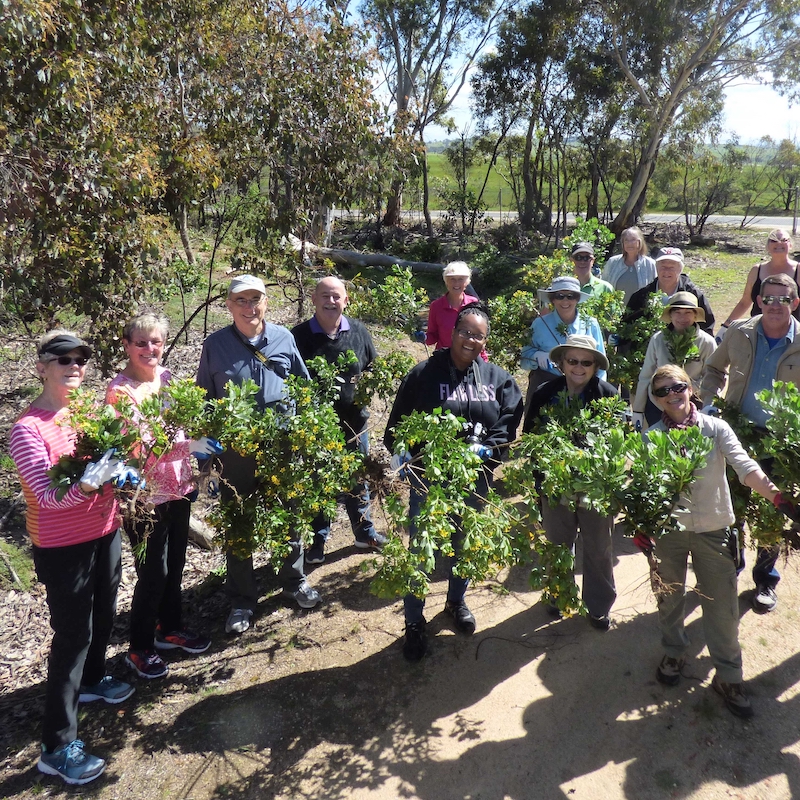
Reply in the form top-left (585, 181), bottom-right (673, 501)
top-left (468, 442), bottom-right (493, 460)
top-left (631, 412), bottom-right (644, 431)
top-left (701, 405), bottom-right (720, 417)
top-left (189, 436), bottom-right (224, 459)
top-left (534, 351), bottom-right (551, 371)
top-left (80, 448), bottom-right (123, 491)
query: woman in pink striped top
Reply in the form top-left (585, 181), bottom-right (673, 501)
top-left (10, 331), bottom-right (134, 785)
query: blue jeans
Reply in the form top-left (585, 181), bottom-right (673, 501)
top-left (403, 470), bottom-right (490, 624)
top-left (752, 545), bottom-right (780, 590)
top-left (312, 430), bottom-right (375, 543)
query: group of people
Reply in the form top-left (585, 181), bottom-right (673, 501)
top-left (9, 227), bottom-right (800, 784)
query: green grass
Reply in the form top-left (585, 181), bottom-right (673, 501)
top-left (0, 539), bottom-right (36, 591)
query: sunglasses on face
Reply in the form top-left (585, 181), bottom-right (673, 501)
top-left (51, 356), bottom-right (90, 367)
top-left (572, 254), bottom-right (593, 262)
top-left (653, 382), bottom-right (689, 398)
top-left (761, 294), bottom-right (793, 305)
top-left (552, 293), bottom-right (579, 301)
top-left (565, 358), bottom-right (595, 367)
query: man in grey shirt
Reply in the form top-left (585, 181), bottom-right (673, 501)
top-left (197, 275), bottom-right (320, 635)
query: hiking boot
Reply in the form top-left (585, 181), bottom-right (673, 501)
top-left (155, 627), bottom-right (211, 654)
top-left (225, 608), bottom-right (253, 635)
top-left (38, 740), bottom-right (105, 786)
top-left (656, 655), bottom-right (685, 686)
top-left (403, 619), bottom-right (427, 661)
top-left (281, 580), bottom-right (321, 609)
top-left (712, 675), bottom-right (754, 718)
top-left (354, 531), bottom-right (387, 551)
top-left (79, 676), bottom-right (135, 704)
top-left (589, 614), bottom-right (611, 631)
top-left (752, 585), bottom-right (777, 614)
top-left (305, 535), bottom-right (326, 565)
top-left (125, 649), bottom-right (168, 679)
top-left (444, 600), bottom-right (476, 634)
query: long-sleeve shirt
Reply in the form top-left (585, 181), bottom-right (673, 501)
top-left (106, 366), bottom-right (194, 506)
top-left (520, 312), bottom-right (607, 380)
top-left (384, 349), bottom-right (522, 463)
top-left (601, 254), bottom-right (657, 303)
top-left (10, 406), bottom-right (118, 548)
top-left (291, 315), bottom-right (377, 435)
top-left (425, 293), bottom-right (489, 361)
top-left (648, 414), bottom-right (760, 533)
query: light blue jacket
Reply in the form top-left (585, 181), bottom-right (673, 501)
top-left (521, 312), bottom-right (607, 380)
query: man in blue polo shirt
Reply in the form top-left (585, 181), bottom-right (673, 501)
top-left (702, 273), bottom-right (800, 613)
top-left (197, 275), bottom-right (321, 635)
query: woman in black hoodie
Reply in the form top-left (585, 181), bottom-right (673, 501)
top-left (384, 304), bottom-right (523, 660)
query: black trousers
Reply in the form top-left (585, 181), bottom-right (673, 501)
top-left (33, 529), bottom-right (121, 751)
top-left (126, 498), bottom-right (190, 650)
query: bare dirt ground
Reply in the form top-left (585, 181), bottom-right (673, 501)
top-left (2, 226), bottom-right (800, 799)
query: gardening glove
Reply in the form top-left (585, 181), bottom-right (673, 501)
top-left (631, 412), bottom-right (644, 431)
top-left (773, 492), bottom-right (800, 523)
top-left (189, 436), bottom-right (224, 460)
top-left (207, 479), bottom-right (220, 499)
top-left (112, 464), bottom-right (143, 490)
top-left (80, 448), bottom-right (123, 491)
top-left (715, 324), bottom-right (729, 345)
top-left (468, 442), bottom-right (493, 460)
top-left (390, 451), bottom-right (412, 478)
top-left (701, 405), bottom-right (719, 417)
top-left (633, 532), bottom-right (654, 555)
top-left (608, 333), bottom-right (620, 347)
top-left (412, 330), bottom-right (426, 343)
top-left (534, 351), bottom-right (551, 371)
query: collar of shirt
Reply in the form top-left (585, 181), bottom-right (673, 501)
top-left (310, 315), bottom-right (350, 336)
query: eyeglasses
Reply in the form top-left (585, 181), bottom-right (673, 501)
top-left (132, 339), bottom-right (164, 348)
top-left (455, 328), bottom-right (487, 343)
top-left (761, 295), bottom-right (793, 305)
top-left (572, 254), bottom-right (593, 262)
top-left (653, 382), bottom-right (689, 398)
top-left (233, 297), bottom-right (263, 308)
top-left (565, 358), bottom-right (595, 367)
top-left (50, 356), bottom-right (90, 367)
top-left (552, 293), bottom-right (579, 301)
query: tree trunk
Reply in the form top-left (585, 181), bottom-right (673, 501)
top-left (421, 148), bottom-right (433, 237)
top-left (383, 179), bottom-right (404, 226)
top-left (177, 204), bottom-right (195, 265)
top-left (521, 115), bottom-right (537, 229)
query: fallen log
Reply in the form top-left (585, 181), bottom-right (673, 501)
top-left (188, 514), bottom-right (216, 551)
top-left (286, 234), bottom-right (445, 273)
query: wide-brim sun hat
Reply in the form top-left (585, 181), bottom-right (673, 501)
top-left (549, 334), bottom-right (609, 372)
top-left (536, 275), bottom-right (591, 304)
top-left (661, 291), bottom-right (706, 323)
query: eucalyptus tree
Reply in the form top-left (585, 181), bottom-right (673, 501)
top-left (362, 0), bottom-right (507, 231)
top-left (596, 0), bottom-right (800, 234)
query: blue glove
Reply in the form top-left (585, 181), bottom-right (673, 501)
top-left (113, 465), bottom-right (144, 490)
top-left (701, 405), bottom-right (720, 417)
top-left (608, 333), bottom-right (620, 347)
top-left (207, 479), bottom-right (220, 499)
top-left (715, 324), bottom-right (728, 345)
top-left (412, 330), bottom-right (426, 343)
top-left (189, 437), bottom-right (224, 459)
top-left (468, 442), bottom-right (493, 460)
top-left (390, 451), bottom-right (412, 478)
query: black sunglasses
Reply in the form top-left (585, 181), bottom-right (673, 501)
top-left (573, 254), bottom-right (593, 262)
top-left (565, 357), bottom-right (595, 367)
top-left (51, 356), bottom-right (90, 366)
top-left (653, 382), bottom-right (688, 398)
top-left (552, 292), bottom-right (579, 301)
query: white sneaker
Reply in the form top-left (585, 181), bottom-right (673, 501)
top-left (225, 608), bottom-right (253, 634)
